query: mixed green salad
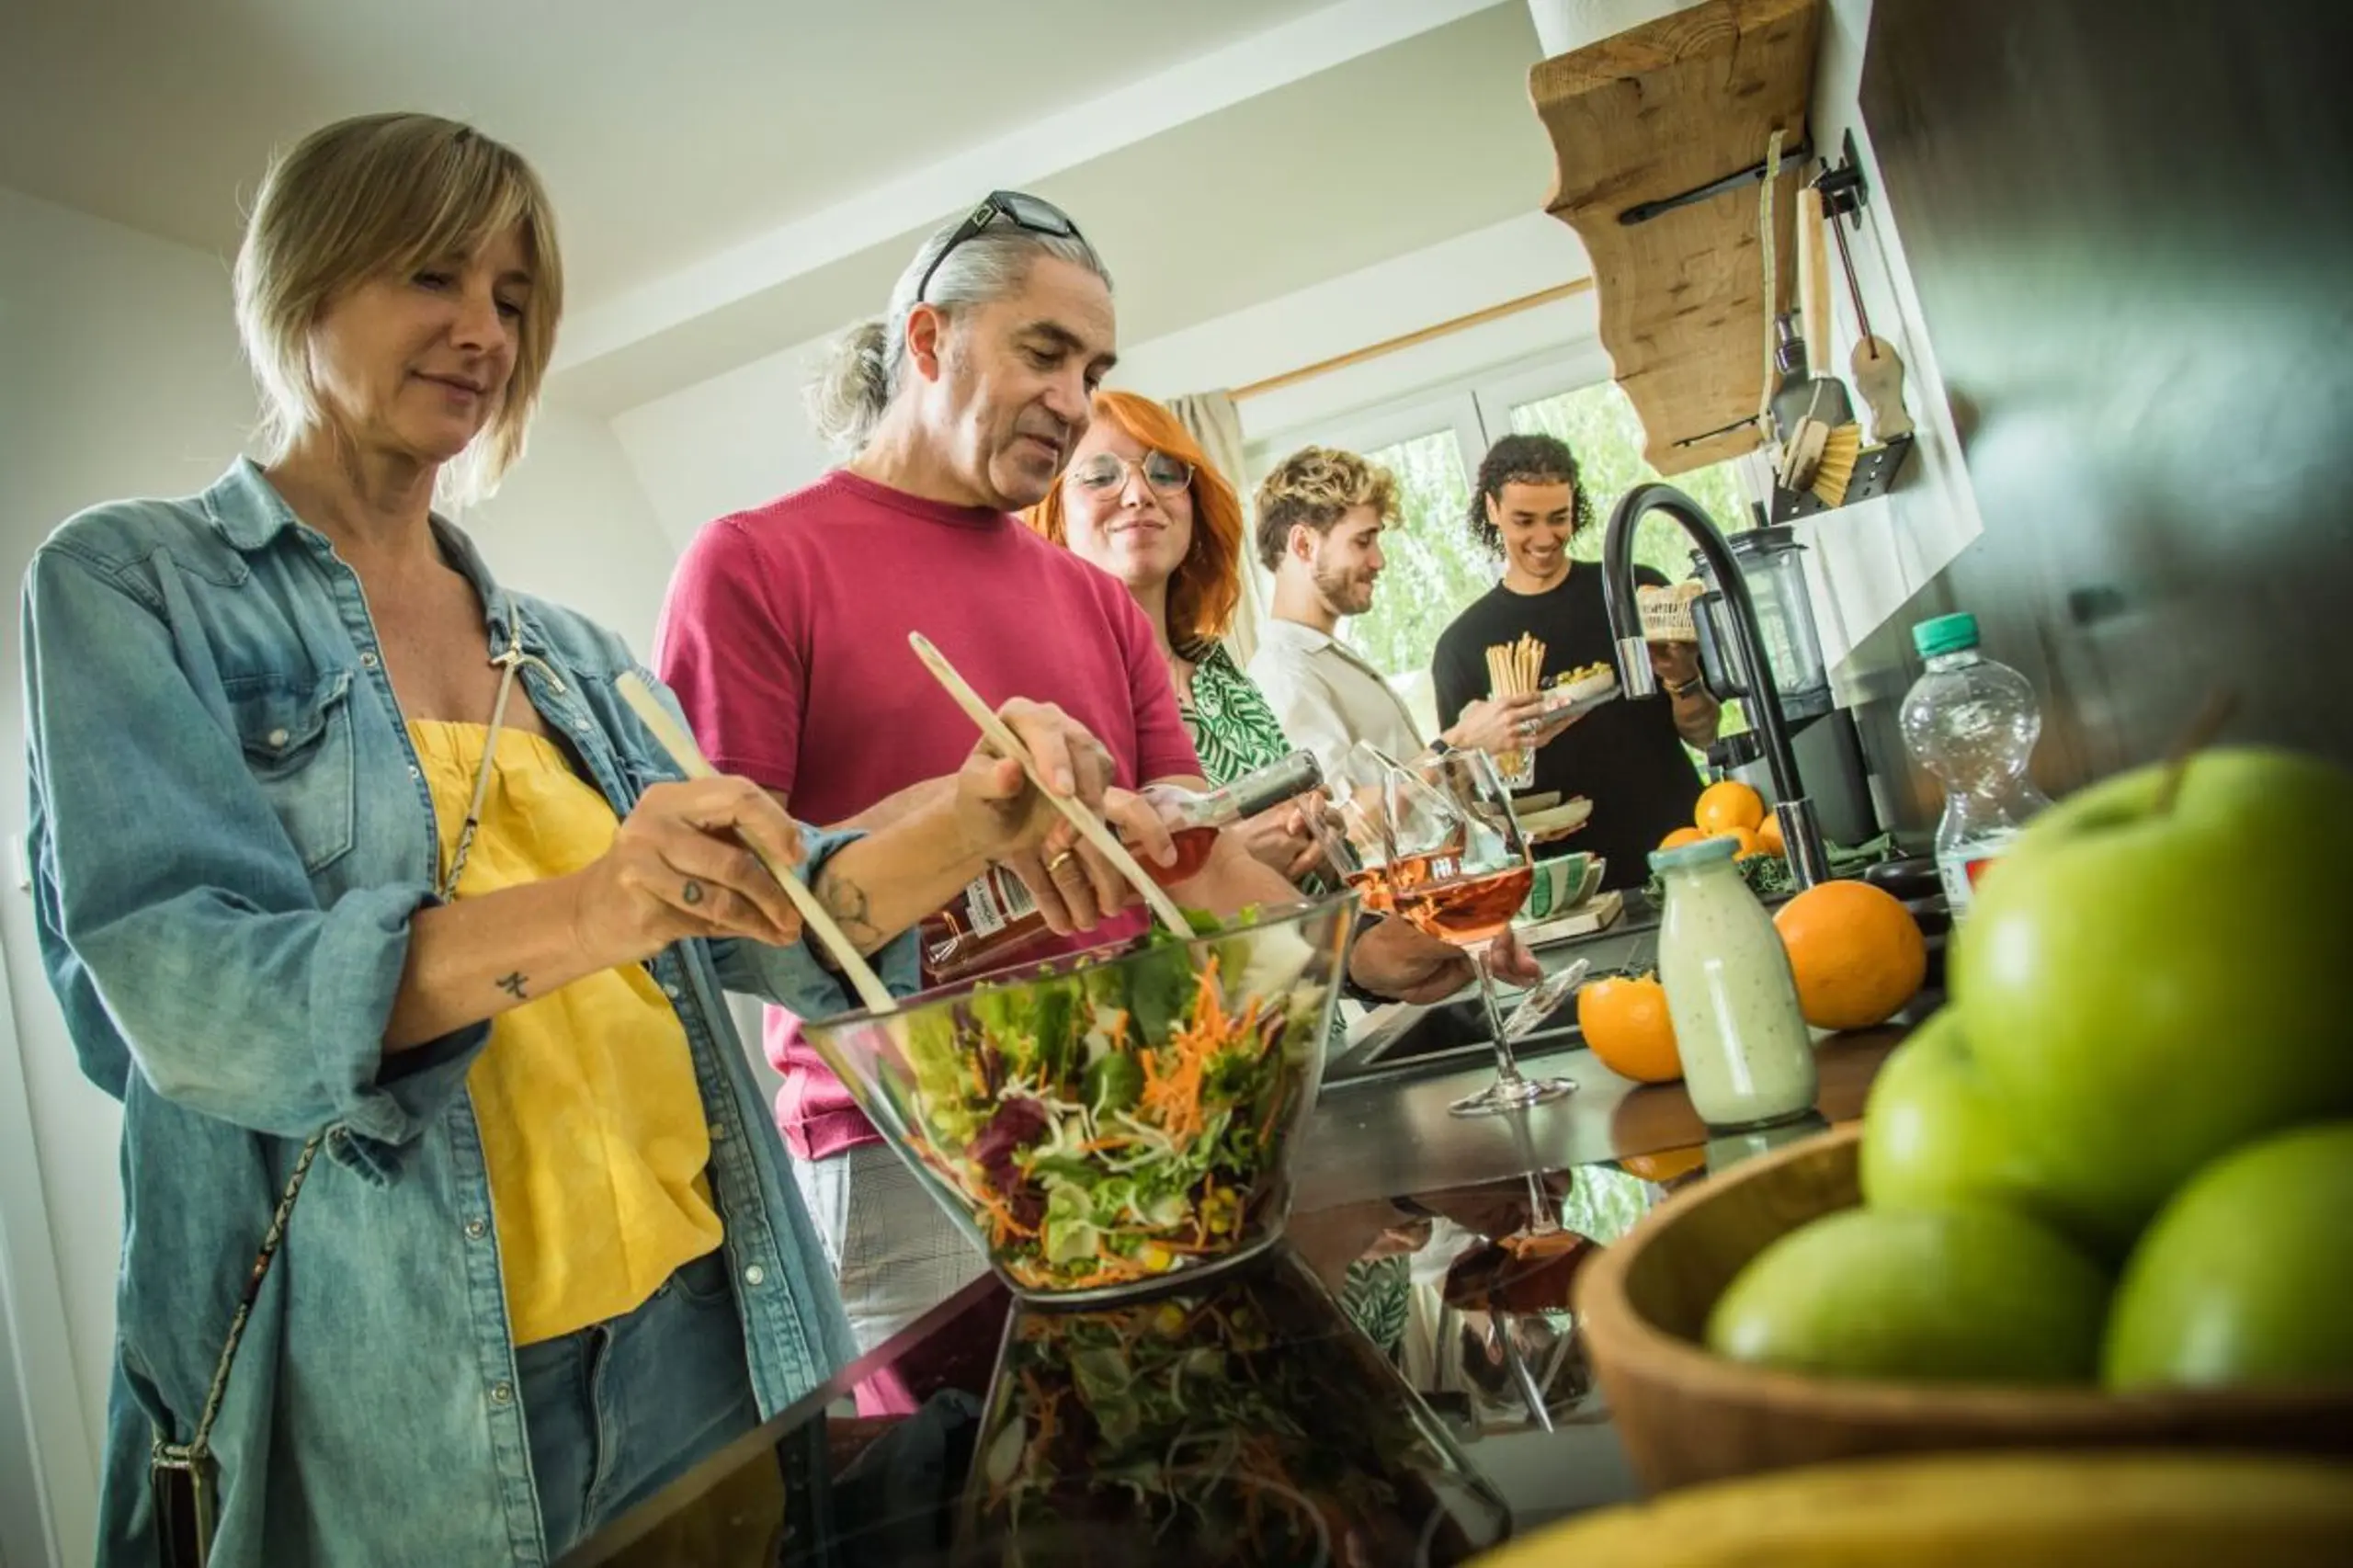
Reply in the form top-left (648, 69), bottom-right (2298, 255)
top-left (963, 1258), bottom-right (1507, 1563)
top-left (868, 908), bottom-right (1336, 1293)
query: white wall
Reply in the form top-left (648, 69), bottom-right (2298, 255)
top-left (0, 183), bottom-right (251, 1568)
top-left (1120, 211), bottom-right (1597, 436)
top-left (610, 338), bottom-right (842, 553)
top-left (464, 403), bottom-right (675, 654)
top-left (0, 185), bottom-right (674, 1568)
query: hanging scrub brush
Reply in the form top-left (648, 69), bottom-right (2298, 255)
top-left (1810, 421), bottom-right (1864, 506)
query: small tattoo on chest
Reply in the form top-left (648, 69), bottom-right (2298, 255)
top-left (496, 971), bottom-right (529, 1000)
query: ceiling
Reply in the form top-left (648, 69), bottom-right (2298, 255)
top-left (2, 0), bottom-right (1565, 411)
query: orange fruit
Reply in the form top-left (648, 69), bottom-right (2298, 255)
top-left (1577, 972), bottom-right (1681, 1083)
top-left (1695, 779), bottom-right (1766, 836)
top-left (1620, 1146), bottom-right (1707, 1184)
top-left (1755, 813), bottom-right (1786, 858)
top-left (1773, 880), bottom-right (1928, 1031)
top-left (1658, 825), bottom-right (1707, 851)
top-left (1711, 824), bottom-right (1759, 858)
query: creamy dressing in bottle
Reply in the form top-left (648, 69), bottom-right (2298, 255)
top-left (1652, 837), bottom-right (1818, 1131)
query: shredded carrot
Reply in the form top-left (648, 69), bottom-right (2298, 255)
top-left (1255, 1079), bottom-right (1294, 1149)
top-left (972, 1187), bottom-right (1037, 1242)
top-left (1018, 1368), bottom-right (1060, 1456)
top-left (973, 955), bottom-right (1297, 1288)
top-left (1137, 958), bottom-right (1255, 1142)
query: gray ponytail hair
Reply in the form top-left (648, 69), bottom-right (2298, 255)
top-left (806, 213), bottom-right (1111, 454)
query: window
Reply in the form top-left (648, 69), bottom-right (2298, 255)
top-left (1506, 381), bottom-right (1749, 582)
top-left (1247, 369), bottom-right (1756, 727)
top-left (1345, 429), bottom-right (1482, 734)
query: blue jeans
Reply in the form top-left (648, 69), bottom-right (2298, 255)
top-left (516, 1247), bottom-right (760, 1556)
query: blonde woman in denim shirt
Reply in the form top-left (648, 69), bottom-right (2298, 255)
top-left (19, 114), bottom-right (1167, 1567)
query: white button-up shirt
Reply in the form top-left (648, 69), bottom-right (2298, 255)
top-left (1246, 616), bottom-right (1427, 779)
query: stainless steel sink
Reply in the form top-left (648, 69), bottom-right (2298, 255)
top-left (1323, 906), bottom-right (1668, 1090)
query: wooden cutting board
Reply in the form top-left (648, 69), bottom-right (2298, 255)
top-left (1518, 889), bottom-right (1626, 948)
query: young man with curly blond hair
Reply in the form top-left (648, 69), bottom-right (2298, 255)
top-left (1246, 445), bottom-right (1542, 777)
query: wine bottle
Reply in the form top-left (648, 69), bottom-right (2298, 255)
top-left (1137, 748), bottom-right (1324, 885)
top-left (918, 750), bottom-right (1324, 986)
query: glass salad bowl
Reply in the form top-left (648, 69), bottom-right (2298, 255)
top-left (956, 1247), bottom-right (1511, 1564)
top-left (801, 898), bottom-right (1356, 1304)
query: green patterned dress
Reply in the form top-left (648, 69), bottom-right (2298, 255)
top-left (1180, 640), bottom-right (1411, 1355)
top-left (1178, 641), bottom-right (1293, 786)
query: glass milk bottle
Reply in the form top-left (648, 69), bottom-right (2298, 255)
top-left (1650, 837), bottom-right (1818, 1131)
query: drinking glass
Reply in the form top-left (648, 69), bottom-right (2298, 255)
top-left (1319, 745), bottom-right (1578, 1116)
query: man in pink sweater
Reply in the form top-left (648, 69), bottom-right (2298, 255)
top-left (658, 190), bottom-right (1523, 1348)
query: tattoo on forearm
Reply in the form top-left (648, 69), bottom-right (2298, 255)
top-left (815, 869), bottom-right (884, 950)
top-left (496, 971), bottom-right (529, 1000)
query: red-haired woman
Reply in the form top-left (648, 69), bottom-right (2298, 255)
top-left (1029, 392), bottom-right (1321, 881)
top-left (1032, 396), bottom-right (1435, 1353)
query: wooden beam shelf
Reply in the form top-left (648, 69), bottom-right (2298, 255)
top-left (1529, 0), bottom-right (1822, 476)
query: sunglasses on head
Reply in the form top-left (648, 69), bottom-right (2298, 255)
top-left (914, 189), bottom-right (1086, 305)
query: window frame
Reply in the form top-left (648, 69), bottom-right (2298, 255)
top-left (1240, 340), bottom-right (1631, 507)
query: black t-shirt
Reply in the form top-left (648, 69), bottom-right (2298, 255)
top-left (1431, 565), bottom-right (1702, 890)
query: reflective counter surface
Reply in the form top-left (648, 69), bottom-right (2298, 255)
top-left (558, 983), bottom-right (1922, 1567)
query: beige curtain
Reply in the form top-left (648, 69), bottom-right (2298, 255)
top-left (1165, 390), bottom-right (1259, 666)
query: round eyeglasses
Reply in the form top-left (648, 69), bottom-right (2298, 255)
top-left (1069, 450), bottom-right (1194, 495)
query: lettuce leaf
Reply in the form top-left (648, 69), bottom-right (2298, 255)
top-left (1042, 1183), bottom-right (1103, 1265)
top-left (902, 1009), bottom-right (981, 1144)
top-left (1126, 939), bottom-right (1195, 1043)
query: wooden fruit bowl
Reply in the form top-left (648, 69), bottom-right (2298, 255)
top-left (1575, 1124), bottom-right (2353, 1493)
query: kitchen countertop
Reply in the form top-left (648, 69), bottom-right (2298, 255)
top-left (557, 985), bottom-right (1928, 1566)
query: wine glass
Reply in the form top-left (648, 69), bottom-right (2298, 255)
top-left (1319, 746), bottom-right (1578, 1117)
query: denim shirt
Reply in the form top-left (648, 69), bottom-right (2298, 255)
top-left (19, 460), bottom-right (916, 1567)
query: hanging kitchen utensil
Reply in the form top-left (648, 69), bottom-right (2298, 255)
top-left (1813, 136), bottom-right (1916, 446)
top-left (1796, 184), bottom-right (1836, 380)
top-left (1810, 421), bottom-right (1865, 506)
top-left (1850, 335), bottom-right (1916, 443)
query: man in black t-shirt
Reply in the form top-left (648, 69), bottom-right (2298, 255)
top-left (1431, 434), bottom-right (1722, 890)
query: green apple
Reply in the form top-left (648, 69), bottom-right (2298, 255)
top-left (1954, 747), bottom-right (2353, 1250)
top-left (1859, 1007), bottom-right (2063, 1225)
top-left (2104, 1120), bottom-right (2353, 1390)
top-left (1706, 1205), bottom-right (2109, 1383)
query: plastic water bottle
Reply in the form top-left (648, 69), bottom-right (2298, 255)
top-left (1899, 613), bottom-right (2053, 918)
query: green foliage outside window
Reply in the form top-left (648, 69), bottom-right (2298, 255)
top-left (1346, 381), bottom-right (1751, 687)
